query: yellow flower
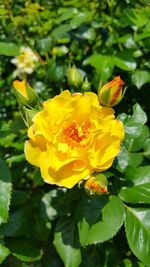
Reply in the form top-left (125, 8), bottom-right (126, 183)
top-left (98, 76), bottom-right (124, 107)
top-left (25, 90), bottom-right (124, 188)
top-left (13, 80), bottom-right (38, 105)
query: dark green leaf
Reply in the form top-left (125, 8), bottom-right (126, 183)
top-left (77, 195), bottom-right (124, 246)
top-left (7, 239), bottom-right (43, 262)
top-left (0, 159), bottom-right (12, 225)
top-left (53, 217), bottom-right (81, 267)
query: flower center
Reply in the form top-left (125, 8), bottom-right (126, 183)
top-left (63, 121), bottom-right (91, 148)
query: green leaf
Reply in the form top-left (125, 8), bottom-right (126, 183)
top-left (0, 243), bottom-right (10, 264)
top-left (1, 209), bottom-right (29, 237)
top-left (143, 138), bottom-right (150, 159)
top-left (0, 159), bottom-right (12, 225)
top-left (114, 50), bottom-right (137, 71)
top-left (120, 166), bottom-right (150, 203)
top-left (125, 166), bottom-right (150, 185)
top-left (70, 12), bottom-right (91, 29)
top-left (131, 70), bottom-right (150, 89)
top-left (77, 195), bottom-right (124, 246)
top-left (132, 104), bottom-right (147, 125)
top-left (130, 125), bottom-right (149, 152)
top-left (56, 8), bottom-right (77, 24)
top-left (53, 217), bottom-right (81, 267)
top-left (128, 153), bottom-right (144, 168)
top-left (83, 54), bottom-right (114, 81)
top-left (122, 8), bottom-right (147, 28)
top-left (51, 24), bottom-right (71, 39)
top-left (119, 183), bottom-right (150, 204)
top-left (7, 239), bottom-right (43, 262)
top-left (125, 206), bottom-right (150, 266)
top-left (116, 146), bottom-right (129, 172)
top-left (0, 42), bottom-right (20, 56)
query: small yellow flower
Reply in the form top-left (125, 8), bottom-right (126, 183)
top-left (98, 76), bottom-right (124, 107)
top-left (25, 90), bottom-right (124, 188)
top-left (13, 80), bottom-right (38, 105)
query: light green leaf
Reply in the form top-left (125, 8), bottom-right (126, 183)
top-left (7, 239), bottom-right (43, 262)
top-left (131, 70), bottom-right (150, 89)
top-left (83, 54), bottom-right (114, 81)
top-left (77, 195), bottom-right (124, 246)
top-left (0, 243), bottom-right (10, 264)
top-left (125, 206), bottom-right (150, 266)
top-left (53, 217), bottom-right (81, 267)
top-left (114, 50), bottom-right (137, 71)
top-left (0, 159), bottom-right (12, 225)
top-left (0, 42), bottom-right (20, 56)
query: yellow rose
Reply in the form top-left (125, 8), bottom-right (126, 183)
top-left (25, 90), bottom-right (124, 188)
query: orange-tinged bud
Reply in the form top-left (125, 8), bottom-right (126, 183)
top-left (13, 80), bottom-right (38, 106)
top-left (84, 174), bottom-right (108, 195)
top-left (98, 76), bottom-right (125, 107)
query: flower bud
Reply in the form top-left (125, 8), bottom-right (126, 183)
top-left (67, 64), bottom-right (83, 88)
top-left (84, 174), bottom-right (108, 195)
top-left (98, 76), bottom-right (125, 107)
top-left (13, 80), bottom-right (38, 106)
top-left (82, 77), bottom-right (91, 91)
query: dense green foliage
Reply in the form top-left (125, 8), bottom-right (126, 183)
top-left (0, 0), bottom-right (150, 266)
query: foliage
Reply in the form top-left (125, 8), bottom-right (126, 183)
top-left (0, 0), bottom-right (150, 266)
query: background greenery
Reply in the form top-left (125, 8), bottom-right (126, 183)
top-left (0, 0), bottom-right (150, 266)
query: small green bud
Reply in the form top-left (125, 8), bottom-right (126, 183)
top-left (82, 77), bottom-right (91, 91)
top-left (67, 64), bottom-right (83, 88)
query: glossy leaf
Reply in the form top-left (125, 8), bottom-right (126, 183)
top-left (114, 50), bottom-right (137, 71)
top-left (125, 166), bottom-right (150, 185)
top-left (131, 70), bottom-right (150, 89)
top-left (119, 183), bottom-right (150, 204)
top-left (77, 195), bottom-right (124, 246)
top-left (125, 206), bottom-right (150, 266)
top-left (0, 159), bottom-right (12, 225)
top-left (53, 217), bottom-right (81, 267)
top-left (83, 54), bottom-right (114, 81)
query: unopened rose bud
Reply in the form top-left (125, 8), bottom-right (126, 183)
top-left (82, 77), bottom-right (91, 91)
top-left (84, 174), bottom-right (108, 195)
top-left (67, 64), bottom-right (83, 88)
top-left (13, 80), bottom-right (38, 106)
top-left (98, 76), bottom-right (125, 107)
